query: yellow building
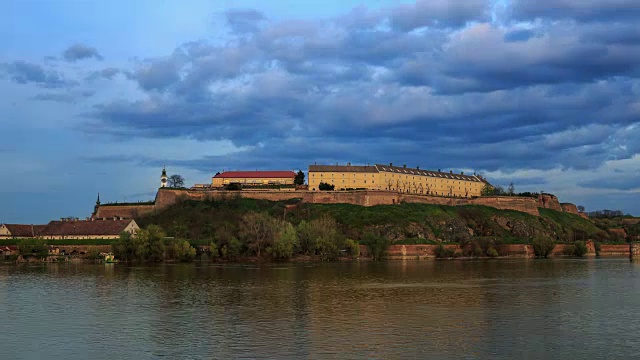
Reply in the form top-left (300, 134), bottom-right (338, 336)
top-left (212, 170), bottom-right (297, 188)
top-left (308, 163), bottom-right (486, 197)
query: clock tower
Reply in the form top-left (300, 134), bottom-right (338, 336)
top-left (161, 166), bottom-right (168, 188)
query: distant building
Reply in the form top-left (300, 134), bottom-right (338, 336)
top-left (212, 171), bottom-right (297, 188)
top-left (308, 163), bottom-right (486, 197)
top-left (0, 224), bottom-right (47, 239)
top-left (39, 218), bottom-right (140, 240)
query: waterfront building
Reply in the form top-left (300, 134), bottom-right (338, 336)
top-left (39, 218), bottom-right (139, 240)
top-left (0, 224), bottom-right (47, 239)
top-left (308, 163), bottom-right (486, 197)
top-left (212, 171), bottom-right (297, 188)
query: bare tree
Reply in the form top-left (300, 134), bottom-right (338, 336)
top-left (168, 174), bottom-right (185, 188)
top-left (240, 212), bottom-right (278, 257)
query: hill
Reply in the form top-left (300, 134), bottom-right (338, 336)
top-left (137, 196), bottom-right (607, 245)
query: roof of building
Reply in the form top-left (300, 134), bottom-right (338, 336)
top-left (2, 224), bottom-right (47, 237)
top-left (41, 219), bottom-right (137, 236)
top-left (213, 171), bottom-right (297, 179)
top-left (374, 164), bottom-right (483, 182)
top-left (308, 165), bottom-right (379, 173)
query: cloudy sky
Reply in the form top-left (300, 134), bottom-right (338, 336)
top-left (2, 0), bottom-right (640, 223)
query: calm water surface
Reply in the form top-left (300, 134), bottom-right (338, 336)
top-left (1, 258), bottom-right (639, 359)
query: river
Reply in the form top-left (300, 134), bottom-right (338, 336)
top-left (1, 258), bottom-right (639, 359)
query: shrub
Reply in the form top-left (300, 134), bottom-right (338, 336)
top-left (208, 242), bottom-right (219, 260)
top-left (84, 248), bottom-right (102, 260)
top-left (594, 241), bottom-right (602, 257)
top-left (219, 237), bottom-right (242, 259)
top-left (434, 244), bottom-right (456, 258)
top-left (532, 236), bottom-right (555, 258)
top-left (269, 222), bottom-right (298, 260)
top-left (344, 239), bottom-right (360, 258)
top-left (225, 183), bottom-right (242, 190)
top-left (362, 233), bottom-right (390, 260)
top-left (315, 236), bottom-right (342, 261)
top-left (486, 248), bottom-right (499, 258)
top-left (318, 182), bottom-right (335, 191)
top-left (165, 239), bottom-right (196, 262)
top-left (574, 241), bottom-right (588, 257)
top-left (563, 244), bottom-right (576, 256)
top-left (18, 239), bottom-right (49, 258)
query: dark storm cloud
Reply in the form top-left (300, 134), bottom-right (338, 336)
top-left (578, 176), bottom-right (640, 191)
top-left (33, 90), bottom-right (94, 103)
top-left (63, 44), bottom-right (103, 61)
top-left (87, 1), bottom-right (640, 176)
top-left (2, 61), bottom-right (74, 88)
top-left (225, 9), bottom-right (265, 34)
top-left (511, 0), bottom-right (640, 22)
top-left (389, 0), bottom-right (491, 31)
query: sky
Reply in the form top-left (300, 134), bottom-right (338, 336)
top-left (1, 0), bottom-right (640, 223)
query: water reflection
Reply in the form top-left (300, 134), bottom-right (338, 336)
top-left (1, 259), bottom-right (639, 359)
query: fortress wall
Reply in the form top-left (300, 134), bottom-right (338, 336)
top-left (538, 194), bottom-right (563, 211)
top-left (93, 204), bottom-right (155, 219)
top-left (470, 196), bottom-right (540, 216)
top-left (561, 203), bottom-right (579, 215)
top-left (599, 244), bottom-right (629, 256)
top-left (104, 189), bottom-right (572, 220)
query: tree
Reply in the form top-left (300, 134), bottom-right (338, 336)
top-left (481, 183), bottom-right (495, 196)
top-left (18, 239), bottom-right (49, 258)
top-left (318, 182), bottom-right (335, 191)
top-left (294, 170), bottom-right (305, 185)
top-left (240, 212), bottom-right (278, 257)
top-left (507, 182), bottom-right (515, 196)
top-left (269, 222), bottom-right (299, 260)
top-left (577, 205), bottom-right (585, 213)
top-left (168, 174), bottom-right (185, 188)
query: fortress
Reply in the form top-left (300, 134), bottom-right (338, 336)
top-left (92, 165), bottom-right (584, 219)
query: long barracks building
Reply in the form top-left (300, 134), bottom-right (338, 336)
top-left (308, 163), bottom-right (487, 197)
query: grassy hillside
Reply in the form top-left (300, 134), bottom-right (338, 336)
top-left (137, 197), bottom-right (609, 244)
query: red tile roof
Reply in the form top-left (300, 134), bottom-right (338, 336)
top-left (41, 219), bottom-right (137, 237)
top-left (3, 224), bottom-right (47, 237)
top-left (213, 171), bottom-right (296, 179)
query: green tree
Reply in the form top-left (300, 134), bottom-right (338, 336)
top-left (18, 239), bottom-right (49, 258)
top-left (269, 222), bottom-right (299, 260)
top-left (574, 241), bottom-right (588, 257)
top-left (344, 239), bottom-right (360, 258)
top-left (532, 236), bottom-right (555, 258)
top-left (296, 220), bottom-right (316, 254)
top-left (208, 242), bottom-right (220, 260)
top-left (362, 233), bottom-right (390, 260)
top-left (294, 170), bottom-right (305, 185)
top-left (113, 225), bottom-right (166, 262)
top-left (240, 212), bottom-right (278, 257)
top-left (166, 239), bottom-right (196, 262)
top-left (481, 183), bottom-right (495, 196)
top-left (318, 182), bottom-right (335, 191)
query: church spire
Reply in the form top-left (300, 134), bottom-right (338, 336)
top-left (96, 193), bottom-right (101, 206)
top-left (161, 166), bottom-right (168, 188)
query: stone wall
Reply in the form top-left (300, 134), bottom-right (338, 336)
top-left (538, 194), bottom-right (563, 211)
top-left (95, 189), bottom-right (587, 220)
top-left (561, 203), bottom-right (579, 215)
top-left (93, 204), bottom-right (155, 219)
top-left (630, 242), bottom-right (640, 260)
top-left (599, 244), bottom-right (630, 256)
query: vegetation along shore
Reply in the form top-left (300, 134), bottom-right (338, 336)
top-left (3, 196), bottom-right (638, 263)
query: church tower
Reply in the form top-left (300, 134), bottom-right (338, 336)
top-left (161, 166), bottom-right (168, 188)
